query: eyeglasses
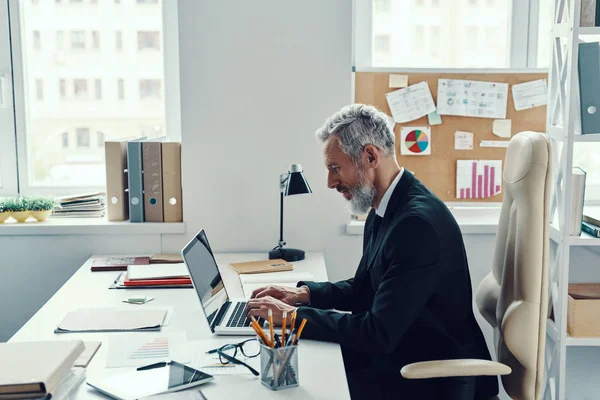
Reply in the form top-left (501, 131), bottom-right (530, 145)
top-left (206, 338), bottom-right (260, 376)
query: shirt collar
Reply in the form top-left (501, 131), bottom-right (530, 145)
top-left (375, 168), bottom-right (404, 218)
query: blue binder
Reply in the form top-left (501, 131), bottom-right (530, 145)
top-left (127, 138), bottom-right (147, 222)
top-left (578, 42), bottom-right (600, 134)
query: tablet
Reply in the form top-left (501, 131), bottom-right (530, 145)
top-left (87, 361), bottom-right (214, 400)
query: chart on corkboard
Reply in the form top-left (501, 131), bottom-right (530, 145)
top-left (354, 71), bottom-right (548, 203)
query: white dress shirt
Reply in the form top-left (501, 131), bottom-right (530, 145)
top-left (375, 168), bottom-right (404, 218)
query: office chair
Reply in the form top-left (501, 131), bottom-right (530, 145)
top-left (401, 131), bottom-right (551, 400)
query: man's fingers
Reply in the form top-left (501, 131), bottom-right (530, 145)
top-left (247, 306), bottom-right (268, 321)
top-left (252, 286), bottom-right (280, 299)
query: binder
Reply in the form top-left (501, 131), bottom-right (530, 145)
top-left (105, 140), bottom-right (129, 221)
top-left (142, 140), bottom-right (164, 222)
top-left (127, 138), bottom-right (146, 223)
top-left (578, 42), bottom-right (600, 134)
top-left (570, 167), bottom-right (587, 236)
top-left (162, 142), bottom-right (183, 222)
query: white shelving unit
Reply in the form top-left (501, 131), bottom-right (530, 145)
top-left (546, 1), bottom-right (600, 399)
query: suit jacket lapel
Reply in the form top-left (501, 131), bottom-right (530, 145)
top-left (357, 171), bottom-right (416, 281)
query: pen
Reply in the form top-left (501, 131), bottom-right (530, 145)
top-left (292, 318), bottom-right (307, 345)
top-left (281, 311), bottom-right (287, 346)
top-left (285, 328), bottom-right (296, 347)
top-left (268, 309), bottom-right (274, 348)
top-left (290, 310), bottom-right (297, 332)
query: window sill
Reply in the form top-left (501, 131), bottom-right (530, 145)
top-left (346, 207), bottom-right (501, 235)
top-left (0, 217), bottom-right (186, 236)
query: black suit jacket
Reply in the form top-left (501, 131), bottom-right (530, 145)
top-left (296, 171), bottom-right (498, 399)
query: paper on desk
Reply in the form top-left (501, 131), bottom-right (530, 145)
top-left (128, 263), bottom-right (188, 281)
top-left (437, 79), bottom-right (508, 119)
top-left (454, 131), bottom-right (473, 150)
top-left (55, 308), bottom-right (167, 333)
top-left (106, 331), bottom-right (189, 368)
top-left (385, 81), bottom-right (436, 123)
top-left (511, 79), bottom-right (548, 111)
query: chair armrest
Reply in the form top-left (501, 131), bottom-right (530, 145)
top-left (400, 359), bottom-right (511, 379)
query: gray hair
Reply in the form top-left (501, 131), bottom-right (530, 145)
top-left (315, 104), bottom-right (396, 164)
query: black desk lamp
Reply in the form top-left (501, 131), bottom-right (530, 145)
top-left (269, 164), bottom-right (312, 262)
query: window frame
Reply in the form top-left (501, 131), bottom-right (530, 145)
top-left (7, 0), bottom-right (182, 196)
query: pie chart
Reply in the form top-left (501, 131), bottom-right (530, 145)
top-left (404, 129), bottom-right (429, 154)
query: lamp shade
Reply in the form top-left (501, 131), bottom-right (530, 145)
top-left (285, 164), bottom-right (312, 196)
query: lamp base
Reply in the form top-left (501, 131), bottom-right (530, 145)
top-left (269, 247), bottom-right (305, 262)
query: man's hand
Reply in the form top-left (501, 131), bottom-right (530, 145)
top-left (251, 285), bottom-right (310, 306)
top-left (246, 296), bottom-right (297, 325)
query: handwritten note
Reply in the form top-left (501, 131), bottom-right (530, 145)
top-left (511, 79), bottom-right (548, 111)
top-left (437, 79), bottom-right (508, 119)
top-left (454, 131), bottom-right (474, 150)
top-left (492, 119), bottom-right (512, 138)
top-left (385, 81), bottom-right (436, 123)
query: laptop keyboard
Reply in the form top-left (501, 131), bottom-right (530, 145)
top-left (226, 302), bottom-right (252, 327)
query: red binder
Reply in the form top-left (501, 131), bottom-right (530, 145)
top-left (122, 276), bottom-right (192, 287)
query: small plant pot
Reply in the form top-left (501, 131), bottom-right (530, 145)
top-left (11, 211), bottom-right (31, 223)
top-left (0, 212), bottom-right (10, 223)
top-left (31, 210), bottom-right (52, 222)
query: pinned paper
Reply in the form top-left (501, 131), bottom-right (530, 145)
top-left (437, 79), bottom-right (508, 119)
top-left (492, 119), bottom-right (512, 138)
top-left (511, 79), bottom-right (548, 111)
top-left (400, 127), bottom-right (431, 156)
top-left (480, 140), bottom-right (510, 148)
top-left (385, 81), bottom-right (436, 123)
top-left (389, 74), bottom-right (408, 88)
top-left (427, 110), bottom-right (442, 125)
top-left (454, 131), bottom-right (473, 150)
top-left (456, 160), bottom-right (503, 199)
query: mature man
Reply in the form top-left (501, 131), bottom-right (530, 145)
top-left (247, 105), bottom-right (498, 399)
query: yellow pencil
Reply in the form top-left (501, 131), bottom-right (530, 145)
top-left (268, 309), bottom-right (274, 348)
top-left (292, 318), bottom-right (308, 345)
top-left (290, 310), bottom-right (297, 331)
top-left (250, 315), bottom-right (272, 347)
top-left (281, 311), bottom-right (287, 346)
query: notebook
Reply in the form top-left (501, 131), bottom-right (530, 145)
top-left (239, 272), bottom-right (314, 298)
top-left (150, 253), bottom-right (183, 264)
top-left (55, 309), bottom-right (166, 333)
top-left (229, 259), bottom-right (293, 275)
top-left (110, 272), bottom-right (193, 289)
top-left (128, 263), bottom-right (189, 281)
top-left (0, 340), bottom-right (84, 399)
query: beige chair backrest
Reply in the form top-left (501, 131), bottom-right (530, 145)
top-left (475, 131), bottom-right (551, 400)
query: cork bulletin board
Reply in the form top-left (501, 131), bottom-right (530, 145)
top-left (354, 72), bottom-right (548, 202)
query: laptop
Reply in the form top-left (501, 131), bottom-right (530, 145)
top-left (181, 230), bottom-right (261, 335)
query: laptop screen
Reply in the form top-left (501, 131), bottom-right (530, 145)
top-left (181, 230), bottom-right (229, 331)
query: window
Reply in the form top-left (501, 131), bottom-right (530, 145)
top-left (96, 131), bottom-right (104, 147)
top-left (139, 79), bottom-right (161, 99)
top-left (362, 0), bottom-right (510, 68)
top-left (94, 79), bottom-right (102, 100)
top-left (33, 30), bottom-right (40, 50)
top-left (73, 79), bottom-right (88, 99)
top-left (485, 26), bottom-right (496, 48)
top-left (115, 31), bottom-right (122, 50)
top-left (137, 0), bottom-right (158, 3)
top-left (70, 0), bottom-right (84, 3)
top-left (137, 31), bottom-right (160, 50)
top-left (56, 30), bottom-right (64, 50)
top-left (374, 0), bottom-right (391, 13)
top-left (469, 0), bottom-right (478, 5)
top-left (117, 78), bottom-right (124, 100)
top-left (92, 31), bottom-right (100, 49)
top-left (61, 132), bottom-right (69, 148)
top-left (35, 79), bottom-right (43, 100)
top-left (59, 79), bottom-right (66, 99)
top-left (70, 31), bottom-right (85, 49)
top-left (76, 128), bottom-right (90, 148)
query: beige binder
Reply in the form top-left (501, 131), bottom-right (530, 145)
top-left (162, 142), bottom-right (183, 222)
top-left (229, 259), bottom-right (293, 275)
top-left (142, 141), bottom-right (164, 222)
top-left (105, 140), bottom-right (129, 221)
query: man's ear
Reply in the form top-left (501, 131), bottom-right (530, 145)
top-left (363, 145), bottom-right (380, 169)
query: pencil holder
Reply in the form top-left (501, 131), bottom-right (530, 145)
top-left (259, 343), bottom-right (299, 390)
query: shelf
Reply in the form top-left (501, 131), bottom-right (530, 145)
top-left (550, 219), bottom-right (600, 246)
top-left (579, 27), bottom-right (600, 36)
top-left (566, 336), bottom-right (600, 346)
top-left (546, 127), bottom-right (600, 143)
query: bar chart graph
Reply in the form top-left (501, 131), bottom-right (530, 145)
top-left (456, 160), bottom-right (502, 199)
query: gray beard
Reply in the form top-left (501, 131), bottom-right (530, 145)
top-left (346, 177), bottom-right (376, 216)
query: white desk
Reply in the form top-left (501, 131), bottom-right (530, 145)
top-left (9, 253), bottom-right (350, 400)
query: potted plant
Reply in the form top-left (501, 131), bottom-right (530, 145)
top-left (28, 196), bottom-right (57, 222)
top-left (4, 197), bottom-right (30, 222)
top-left (0, 198), bottom-right (9, 223)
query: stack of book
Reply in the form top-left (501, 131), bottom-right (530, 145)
top-left (52, 192), bottom-right (106, 218)
top-left (582, 209), bottom-right (600, 238)
top-left (105, 138), bottom-right (183, 223)
top-left (111, 263), bottom-right (192, 289)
